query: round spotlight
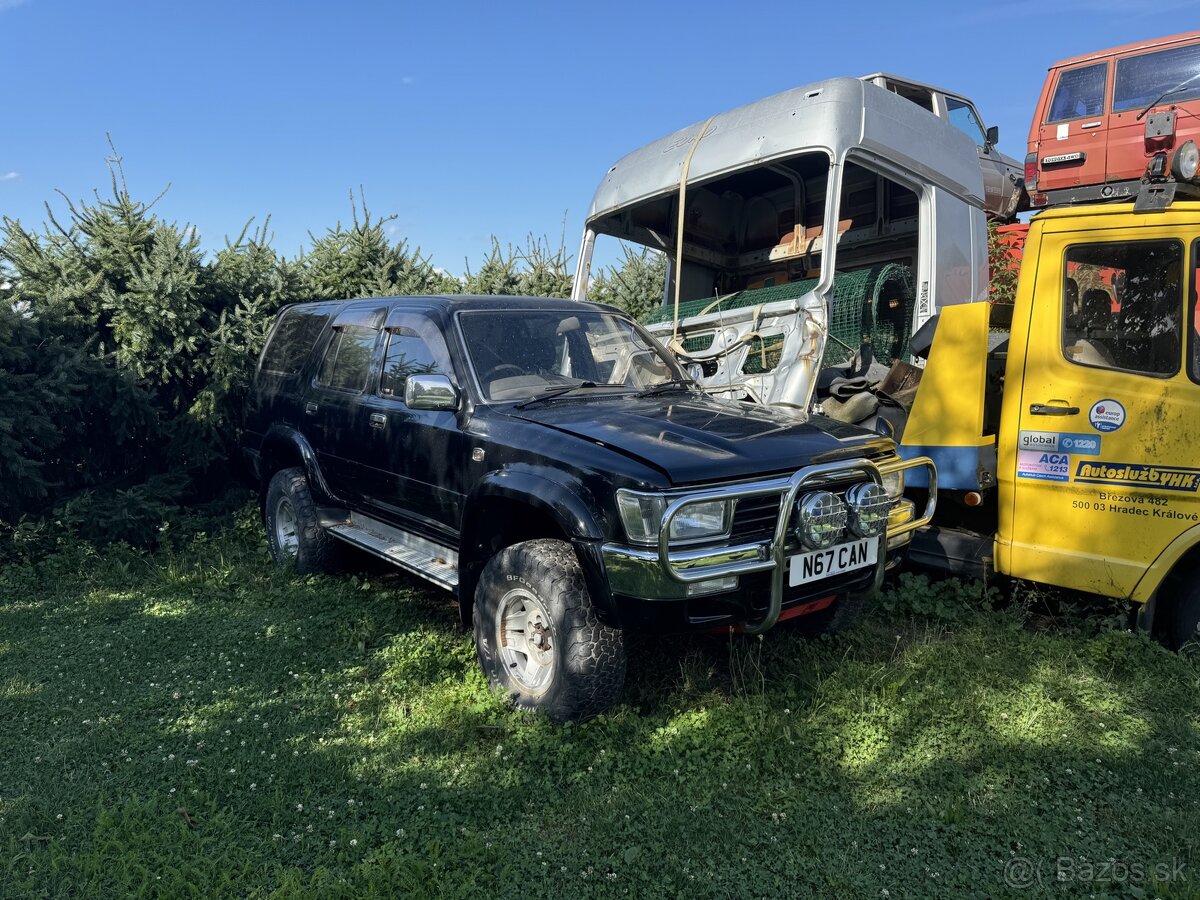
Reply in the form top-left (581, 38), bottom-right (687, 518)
top-left (1172, 140), bottom-right (1200, 182)
top-left (795, 491), bottom-right (848, 549)
top-left (845, 482), bottom-right (890, 537)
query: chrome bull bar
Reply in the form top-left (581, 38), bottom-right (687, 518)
top-left (657, 456), bottom-right (937, 634)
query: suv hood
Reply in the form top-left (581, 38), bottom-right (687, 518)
top-left (506, 394), bottom-right (890, 485)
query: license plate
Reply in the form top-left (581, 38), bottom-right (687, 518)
top-left (788, 539), bottom-right (877, 586)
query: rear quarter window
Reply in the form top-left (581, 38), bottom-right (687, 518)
top-left (260, 308), bottom-right (331, 376)
top-left (1113, 42), bottom-right (1200, 113)
top-left (1047, 63), bottom-right (1108, 122)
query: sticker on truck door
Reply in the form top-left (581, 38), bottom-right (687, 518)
top-left (1018, 431), bottom-right (1101, 455)
top-left (1088, 399), bottom-right (1126, 432)
top-left (1017, 450), bottom-right (1070, 482)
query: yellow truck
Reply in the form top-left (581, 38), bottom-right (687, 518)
top-left (903, 200), bottom-right (1200, 648)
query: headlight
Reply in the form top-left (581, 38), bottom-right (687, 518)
top-left (845, 482), bottom-right (890, 537)
top-left (616, 492), bottom-right (732, 545)
top-left (795, 490), bottom-right (847, 549)
top-left (1173, 140), bottom-right (1199, 181)
top-left (880, 470), bottom-right (904, 500)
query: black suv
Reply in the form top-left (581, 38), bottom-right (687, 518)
top-left (243, 296), bottom-right (934, 721)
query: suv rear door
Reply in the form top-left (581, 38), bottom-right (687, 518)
top-left (305, 303), bottom-right (389, 503)
top-left (1035, 61), bottom-right (1111, 197)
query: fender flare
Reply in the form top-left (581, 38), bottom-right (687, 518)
top-left (1131, 521), bottom-right (1200, 605)
top-left (458, 467), bottom-right (617, 625)
top-left (260, 425), bottom-right (341, 505)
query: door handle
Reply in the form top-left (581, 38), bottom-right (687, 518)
top-left (304, 402), bottom-right (318, 416)
top-left (1080, 120), bottom-right (1103, 129)
top-left (369, 413), bottom-right (387, 429)
top-left (1029, 403), bottom-right (1080, 416)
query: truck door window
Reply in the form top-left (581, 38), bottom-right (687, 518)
top-left (1190, 242), bottom-right (1200, 384)
top-left (946, 98), bottom-right (986, 143)
top-left (316, 324), bottom-right (379, 392)
top-left (1062, 240), bottom-right (1182, 377)
top-left (1113, 42), bottom-right (1200, 113)
top-left (379, 321), bottom-right (450, 398)
top-left (1047, 63), bottom-right (1108, 122)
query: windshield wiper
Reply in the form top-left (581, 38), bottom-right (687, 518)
top-left (514, 382), bottom-right (602, 409)
top-left (635, 379), bottom-right (697, 398)
top-left (1137, 71), bottom-right (1200, 121)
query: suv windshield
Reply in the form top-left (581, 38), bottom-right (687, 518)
top-left (458, 309), bottom-right (687, 402)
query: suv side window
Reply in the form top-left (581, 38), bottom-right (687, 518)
top-left (1062, 240), bottom-right (1182, 377)
top-left (946, 97), bottom-right (985, 143)
top-left (1048, 63), bottom-right (1108, 122)
top-left (317, 324), bottom-right (380, 392)
top-left (379, 314), bottom-right (453, 398)
top-left (260, 307), bottom-right (331, 376)
top-left (1113, 42), bottom-right (1200, 113)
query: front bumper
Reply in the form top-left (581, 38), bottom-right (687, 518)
top-left (602, 456), bottom-right (936, 633)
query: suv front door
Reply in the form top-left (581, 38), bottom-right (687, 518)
top-left (354, 308), bottom-right (468, 542)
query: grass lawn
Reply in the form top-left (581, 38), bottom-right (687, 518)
top-left (1, 499), bottom-right (1198, 898)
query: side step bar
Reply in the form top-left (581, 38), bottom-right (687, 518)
top-left (326, 513), bottom-right (459, 591)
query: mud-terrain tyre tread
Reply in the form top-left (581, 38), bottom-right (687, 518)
top-left (263, 467), bottom-right (343, 575)
top-left (473, 539), bottom-right (625, 722)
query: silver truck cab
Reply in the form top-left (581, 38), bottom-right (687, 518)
top-left (861, 73), bottom-right (1026, 220)
top-left (571, 76), bottom-right (989, 428)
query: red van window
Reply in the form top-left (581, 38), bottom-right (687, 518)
top-left (1047, 63), bottom-right (1108, 122)
top-left (1113, 42), bottom-right (1200, 113)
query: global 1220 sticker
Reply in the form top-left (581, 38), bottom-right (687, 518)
top-left (1074, 461), bottom-right (1200, 492)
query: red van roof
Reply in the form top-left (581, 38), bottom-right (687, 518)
top-left (1049, 29), bottom-right (1200, 69)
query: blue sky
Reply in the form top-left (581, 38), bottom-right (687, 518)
top-left (2, 0), bottom-right (1198, 276)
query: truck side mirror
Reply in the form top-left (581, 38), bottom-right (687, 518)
top-left (985, 124), bottom-right (999, 148)
top-left (405, 374), bottom-right (460, 410)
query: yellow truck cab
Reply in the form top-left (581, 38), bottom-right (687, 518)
top-left (906, 200), bottom-right (1200, 647)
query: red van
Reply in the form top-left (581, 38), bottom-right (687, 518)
top-left (1026, 30), bottom-right (1200, 208)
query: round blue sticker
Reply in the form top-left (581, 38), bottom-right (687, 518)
top-left (1089, 399), bottom-right (1126, 433)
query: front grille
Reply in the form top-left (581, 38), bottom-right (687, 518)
top-left (729, 477), bottom-right (868, 545)
top-left (731, 496), bottom-right (781, 542)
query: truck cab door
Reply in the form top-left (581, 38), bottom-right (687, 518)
top-left (999, 224), bottom-right (1200, 597)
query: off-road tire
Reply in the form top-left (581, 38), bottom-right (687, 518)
top-left (263, 468), bottom-right (343, 574)
top-left (473, 539), bottom-right (625, 722)
top-left (1168, 579), bottom-right (1200, 655)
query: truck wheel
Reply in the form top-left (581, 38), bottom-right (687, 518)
top-left (263, 468), bottom-right (342, 574)
top-left (1168, 581), bottom-right (1200, 655)
top-left (473, 539), bottom-right (625, 722)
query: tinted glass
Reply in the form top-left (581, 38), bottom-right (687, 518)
top-left (380, 325), bottom-right (446, 397)
top-left (946, 98), bottom-right (985, 142)
top-left (1062, 240), bottom-right (1182, 376)
top-left (1113, 42), bottom-right (1200, 113)
top-left (260, 308), bottom-right (330, 376)
top-left (1047, 63), bottom-right (1107, 122)
top-left (317, 325), bottom-right (378, 392)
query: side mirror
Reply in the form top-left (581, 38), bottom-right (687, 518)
top-left (985, 124), bottom-right (999, 147)
top-left (405, 374), bottom-right (460, 411)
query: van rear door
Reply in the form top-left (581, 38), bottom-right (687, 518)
top-left (999, 219), bottom-right (1200, 597)
top-left (1036, 62), bottom-right (1110, 197)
